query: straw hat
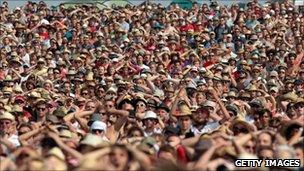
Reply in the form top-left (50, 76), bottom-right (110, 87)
top-left (80, 133), bottom-right (109, 148)
top-left (0, 112), bottom-right (15, 121)
top-left (281, 92), bottom-right (298, 102)
top-left (229, 117), bottom-right (255, 132)
top-left (227, 91), bottom-right (237, 98)
top-left (174, 104), bottom-right (192, 117)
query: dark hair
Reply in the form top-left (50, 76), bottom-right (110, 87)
top-left (257, 145), bottom-right (274, 155)
top-left (158, 144), bottom-right (176, 157)
top-left (111, 144), bottom-right (133, 162)
top-left (41, 137), bottom-right (57, 149)
top-left (127, 126), bottom-right (144, 138)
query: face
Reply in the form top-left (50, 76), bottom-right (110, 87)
top-left (129, 130), bottom-right (142, 137)
top-left (259, 113), bottom-right (270, 126)
top-left (91, 129), bottom-right (105, 137)
top-left (178, 116), bottom-right (192, 131)
top-left (109, 147), bottom-right (129, 170)
top-left (244, 140), bottom-right (255, 154)
top-left (136, 101), bottom-right (146, 113)
top-left (258, 148), bottom-right (274, 159)
top-left (81, 90), bottom-right (90, 98)
top-left (257, 132), bottom-right (272, 147)
top-left (294, 103), bottom-right (304, 115)
top-left (105, 101), bottom-right (115, 109)
top-left (194, 108), bottom-right (209, 124)
top-left (295, 147), bottom-right (304, 162)
top-left (157, 109), bottom-right (168, 120)
top-left (143, 118), bottom-right (157, 129)
top-left (0, 119), bottom-right (13, 134)
top-left (36, 104), bottom-right (47, 117)
top-left (85, 101), bottom-right (96, 111)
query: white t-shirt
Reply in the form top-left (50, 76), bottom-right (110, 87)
top-left (192, 121), bottom-right (220, 135)
top-left (8, 134), bottom-right (20, 147)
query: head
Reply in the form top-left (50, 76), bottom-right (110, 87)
top-left (257, 131), bottom-right (274, 147)
top-left (90, 121), bottom-right (107, 137)
top-left (257, 146), bottom-right (274, 160)
top-left (0, 116), bottom-right (15, 135)
top-left (193, 107), bottom-right (209, 124)
top-left (109, 144), bottom-right (132, 171)
top-left (177, 115), bottom-right (192, 131)
top-left (35, 101), bottom-right (48, 118)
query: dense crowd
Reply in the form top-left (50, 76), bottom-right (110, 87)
top-left (0, 0), bottom-right (303, 170)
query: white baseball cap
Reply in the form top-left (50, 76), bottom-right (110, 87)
top-left (90, 121), bottom-right (107, 132)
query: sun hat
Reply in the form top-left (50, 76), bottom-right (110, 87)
top-left (143, 111), bottom-right (158, 120)
top-left (0, 112), bottom-right (15, 121)
top-left (174, 104), bottom-right (192, 117)
top-left (229, 117), bottom-right (255, 132)
top-left (80, 133), bottom-right (110, 148)
top-left (202, 100), bottom-right (217, 110)
top-left (52, 106), bottom-right (68, 118)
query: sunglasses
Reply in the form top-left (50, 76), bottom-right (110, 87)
top-left (92, 129), bottom-right (103, 134)
top-left (294, 104), bottom-right (304, 109)
top-left (106, 104), bottom-right (113, 108)
top-left (37, 107), bottom-right (46, 111)
top-left (136, 104), bottom-right (146, 107)
top-left (245, 145), bottom-right (255, 150)
top-left (81, 92), bottom-right (88, 95)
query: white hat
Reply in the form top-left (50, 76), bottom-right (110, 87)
top-left (90, 121), bottom-right (107, 132)
top-left (143, 111), bottom-right (158, 120)
top-left (80, 133), bottom-right (109, 147)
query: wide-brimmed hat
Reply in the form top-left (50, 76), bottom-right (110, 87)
top-left (229, 117), bottom-right (255, 133)
top-left (0, 112), bottom-right (15, 121)
top-left (134, 94), bottom-right (147, 105)
top-left (281, 92), bottom-right (298, 102)
top-left (227, 91), bottom-right (237, 98)
top-left (52, 106), bottom-right (67, 118)
top-left (80, 133), bottom-right (109, 148)
top-left (202, 100), bottom-right (217, 110)
top-left (174, 104), bottom-right (192, 117)
top-left (3, 75), bottom-right (13, 82)
top-left (143, 111), bottom-right (158, 121)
